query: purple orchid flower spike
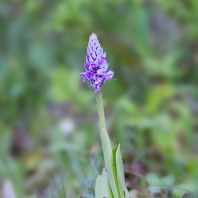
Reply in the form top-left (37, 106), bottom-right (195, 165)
top-left (80, 33), bottom-right (114, 93)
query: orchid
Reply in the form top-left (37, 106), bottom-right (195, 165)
top-left (81, 33), bottom-right (129, 198)
top-left (80, 33), bottom-right (114, 93)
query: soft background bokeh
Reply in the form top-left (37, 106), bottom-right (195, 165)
top-left (0, 0), bottom-right (198, 197)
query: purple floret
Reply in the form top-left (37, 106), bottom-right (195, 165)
top-left (80, 33), bottom-right (114, 93)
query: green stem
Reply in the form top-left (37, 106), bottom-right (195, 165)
top-left (96, 92), bottom-right (127, 198)
top-left (96, 92), bottom-right (106, 130)
top-left (96, 92), bottom-right (120, 198)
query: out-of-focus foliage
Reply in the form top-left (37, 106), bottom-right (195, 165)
top-left (0, 0), bottom-right (198, 197)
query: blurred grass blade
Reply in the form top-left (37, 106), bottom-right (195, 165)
top-left (95, 168), bottom-right (113, 198)
top-left (61, 177), bottom-right (66, 198)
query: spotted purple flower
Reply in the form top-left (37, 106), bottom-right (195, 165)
top-left (80, 33), bottom-right (114, 93)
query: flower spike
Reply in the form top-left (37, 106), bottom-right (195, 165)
top-left (80, 33), bottom-right (114, 93)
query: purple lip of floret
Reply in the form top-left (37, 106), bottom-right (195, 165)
top-left (80, 33), bottom-right (114, 93)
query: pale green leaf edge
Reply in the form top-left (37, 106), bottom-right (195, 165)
top-left (95, 168), bottom-right (113, 198)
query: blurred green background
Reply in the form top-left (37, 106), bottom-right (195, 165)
top-left (0, 0), bottom-right (198, 197)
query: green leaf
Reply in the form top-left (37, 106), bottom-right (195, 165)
top-left (147, 173), bottom-right (161, 184)
top-left (146, 173), bottom-right (161, 193)
top-left (148, 186), bottom-right (161, 193)
top-left (128, 189), bottom-right (138, 198)
top-left (147, 174), bottom-right (174, 194)
top-left (124, 187), bottom-right (130, 198)
top-left (113, 144), bottom-right (129, 198)
top-left (173, 183), bottom-right (198, 198)
top-left (95, 168), bottom-right (113, 198)
top-left (161, 175), bottom-right (174, 186)
top-left (100, 128), bottom-right (120, 198)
